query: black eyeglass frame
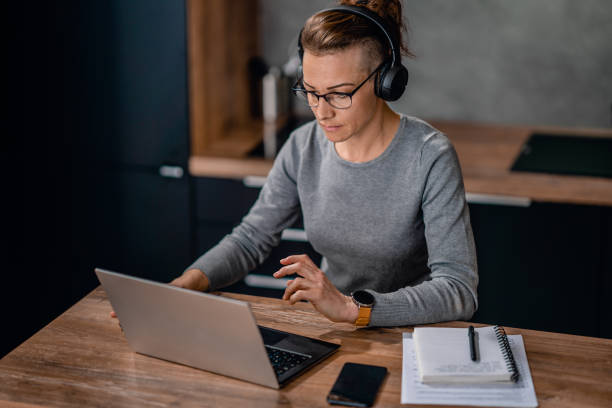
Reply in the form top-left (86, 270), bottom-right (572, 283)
top-left (291, 62), bottom-right (385, 110)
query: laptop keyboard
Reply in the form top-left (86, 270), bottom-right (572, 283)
top-left (265, 346), bottom-right (311, 377)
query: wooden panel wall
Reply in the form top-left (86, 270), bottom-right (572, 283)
top-left (186, 0), bottom-right (260, 157)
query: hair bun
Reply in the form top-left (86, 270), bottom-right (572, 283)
top-left (340, 0), bottom-right (400, 24)
top-left (341, 0), bottom-right (380, 12)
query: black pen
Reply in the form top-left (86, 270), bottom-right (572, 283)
top-left (468, 325), bottom-right (478, 362)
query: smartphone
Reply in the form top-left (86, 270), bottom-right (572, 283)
top-left (327, 362), bottom-right (387, 407)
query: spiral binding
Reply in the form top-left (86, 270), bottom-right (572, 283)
top-left (494, 325), bottom-right (520, 382)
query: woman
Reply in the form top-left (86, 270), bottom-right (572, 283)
top-left (173, 0), bottom-right (478, 327)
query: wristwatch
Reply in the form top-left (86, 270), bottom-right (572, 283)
top-left (351, 290), bottom-right (375, 327)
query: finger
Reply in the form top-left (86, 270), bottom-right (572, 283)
top-left (289, 289), bottom-right (309, 305)
top-left (282, 277), bottom-right (303, 300)
top-left (273, 262), bottom-right (315, 280)
top-left (283, 277), bottom-right (310, 301)
top-left (286, 254), bottom-right (319, 274)
top-left (273, 264), bottom-right (294, 279)
top-left (280, 254), bottom-right (316, 268)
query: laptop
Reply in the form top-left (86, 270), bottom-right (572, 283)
top-left (95, 268), bottom-right (340, 388)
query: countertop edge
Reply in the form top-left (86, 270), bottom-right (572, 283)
top-left (189, 121), bottom-right (612, 207)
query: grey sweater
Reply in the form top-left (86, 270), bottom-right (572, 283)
top-left (188, 115), bottom-right (478, 327)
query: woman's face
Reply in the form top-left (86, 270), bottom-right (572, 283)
top-left (302, 45), bottom-right (382, 144)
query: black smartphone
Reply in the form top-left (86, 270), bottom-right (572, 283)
top-left (327, 362), bottom-right (387, 407)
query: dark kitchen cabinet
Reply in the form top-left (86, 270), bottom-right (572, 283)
top-left (598, 208), bottom-right (612, 339)
top-left (469, 202), bottom-right (609, 338)
top-left (92, 169), bottom-right (192, 283)
top-left (2, 0), bottom-right (192, 357)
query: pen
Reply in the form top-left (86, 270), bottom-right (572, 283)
top-left (468, 325), bottom-right (478, 362)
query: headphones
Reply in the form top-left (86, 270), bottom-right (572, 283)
top-left (297, 5), bottom-right (409, 101)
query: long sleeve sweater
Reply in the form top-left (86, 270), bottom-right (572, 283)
top-left (187, 115), bottom-right (479, 327)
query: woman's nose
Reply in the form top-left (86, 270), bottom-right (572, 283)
top-left (313, 98), bottom-right (335, 119)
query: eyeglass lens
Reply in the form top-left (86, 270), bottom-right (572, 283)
top-left (295, 90), bottom-right (352, 109)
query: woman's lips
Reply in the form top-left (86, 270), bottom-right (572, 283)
top-left (321, 123), bottom-right (342, 132)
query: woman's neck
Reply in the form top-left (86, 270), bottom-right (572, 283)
top-left (334, 104), bottom-right (401, 163)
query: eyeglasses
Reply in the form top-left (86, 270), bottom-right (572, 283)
top-left (291, 62), bottom-right (384, 110)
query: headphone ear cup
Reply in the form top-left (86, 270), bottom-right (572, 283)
top-left (378, 64), bottom-right (409, 101)
top-left (374, 62), bottom-right (390, 99)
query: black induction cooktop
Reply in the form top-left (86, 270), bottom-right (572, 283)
top-left (510, 133), bottom-right (612, 178)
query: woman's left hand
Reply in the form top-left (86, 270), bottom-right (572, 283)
top-left (273, 254), bottom-right (358, 323)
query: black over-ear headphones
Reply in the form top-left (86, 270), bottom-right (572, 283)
top-left (297, 5), bottom-right (409, 101)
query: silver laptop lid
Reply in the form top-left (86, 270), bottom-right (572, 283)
top-left (95, 268), bottom-right (279, 388)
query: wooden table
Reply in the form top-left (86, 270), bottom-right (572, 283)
top-left (1, 287), bottom-right (611, 407)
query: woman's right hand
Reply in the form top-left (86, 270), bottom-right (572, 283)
top-left (109, 269), bottom-right (210, 318)
top-left (169, 268), bottom-right (210, 292)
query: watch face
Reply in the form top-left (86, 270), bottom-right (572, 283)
top-left (353, 290), bottom-right (374, 306)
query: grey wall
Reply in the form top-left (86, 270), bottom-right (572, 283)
top-left (259, 0), bottom-right (612, 128)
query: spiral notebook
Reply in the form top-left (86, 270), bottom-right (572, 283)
top-left (402, 332), bottom-right (538, 407)
top-left (413, 326), bottom-right (519, 384)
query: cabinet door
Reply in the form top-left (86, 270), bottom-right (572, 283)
top-left (93, 169), bottom-right (192, 283)
top-left (599, 207), bottom-right (612, 338)
top-left (106, 0), bottom-right (189, 168)
top-left (469, 202), bottom-right (602, 337)
top-left (195, 177), bottom-right (262, 223)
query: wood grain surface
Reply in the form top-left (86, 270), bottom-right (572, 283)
top-left (1, 287), bottom-right (611, 407)
top-left (189, 120), bottom-right (612, 207)
top-left (186, 0), bottom-right (261, 157)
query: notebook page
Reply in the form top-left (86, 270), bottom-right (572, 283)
top-left (402, 333), bottom-right (538, 407)
top-left (413, 326), bottom-right (511, 383)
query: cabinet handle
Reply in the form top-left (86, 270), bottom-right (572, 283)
top-left (159, 165), bottom-right (184, 179)
top-left (244, 274), bottom-right (289, 290)
top-left (466, 193), bottom-right (531, 207)
top-left (243, 176), bottom-right (267, 188)
top-left (281, 228), bottom-right (308, 242)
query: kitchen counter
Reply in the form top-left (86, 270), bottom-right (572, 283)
top-left (189, 120), bottom-right (612, 207)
